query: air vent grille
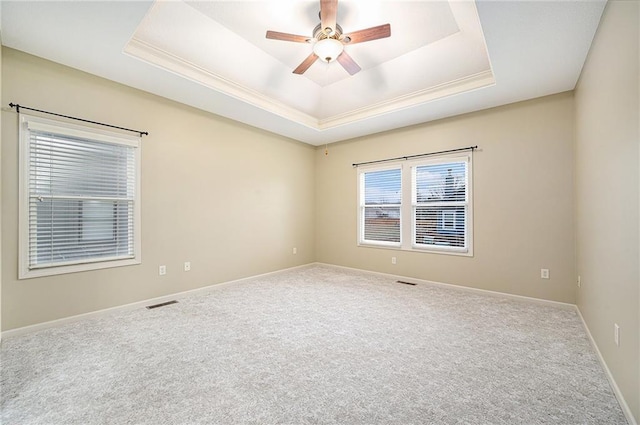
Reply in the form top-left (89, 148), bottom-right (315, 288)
top-left (146, 300), bottom-right (178, 309)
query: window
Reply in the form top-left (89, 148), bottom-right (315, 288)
top-left (19, 115), bottom-right (141, 278)
top-left (412, 159), bottom-right (469, 252)
top-left (357, 153), bottom-right (472, 255)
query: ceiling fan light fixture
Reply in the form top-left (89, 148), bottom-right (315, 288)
top-left (313, 38), bottom-right (344, 63)
top-left (266, 1), bottom-right (390, 75)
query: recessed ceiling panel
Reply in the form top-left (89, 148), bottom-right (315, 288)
top-left (124, 0), bottom-right (322, 123)
top-left (125, 0), bottom-right (493, 129)
top-left (187, 0), bottom-right (461, 86)
top-left (2, 0), bottom-right (607, 144)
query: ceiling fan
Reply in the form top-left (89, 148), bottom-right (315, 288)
top-left (265, 0), bottom-right (391, 76)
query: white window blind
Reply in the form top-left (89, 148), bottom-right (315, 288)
top-left (20, 115), bottom-right (141, 278)
top-left (359, 167), bottom-right (401, 245)
top-left (412, 160), bottom-right (469, 252)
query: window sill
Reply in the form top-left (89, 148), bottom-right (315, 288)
top-left (410, 244), bottom-right (473, 257)
top-left (19, 257), bottom-right (141, 280)
top-left (357, 242), bottom-right (473, 257)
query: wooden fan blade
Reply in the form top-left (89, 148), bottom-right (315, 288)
top-left (343, 23), bottom-right (391, 44)
top-left (293, 53), bottom-right (319, 74)
top-left (266, 30), bottom-right (311, 43)
top-left (320, 0), bottom-right (338, 34)
top-left (337, 51), bottom-right (361, 75)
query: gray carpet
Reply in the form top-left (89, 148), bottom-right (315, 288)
top-left (0, 265), bottom-right (628, 424)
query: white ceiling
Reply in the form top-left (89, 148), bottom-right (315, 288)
top-left (1, 1), bottom-right (606, 146)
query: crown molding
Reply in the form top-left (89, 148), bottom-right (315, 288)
top-left (124, 37), bottom-right (320, 130)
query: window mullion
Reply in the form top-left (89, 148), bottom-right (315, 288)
top-left (401, 163), bottom-right (412, 248)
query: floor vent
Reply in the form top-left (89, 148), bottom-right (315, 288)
top-left (146, 300), bottom-right (178, 309)
top-left (397, 280), bottom-right (417, 286)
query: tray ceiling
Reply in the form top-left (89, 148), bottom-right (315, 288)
top-left (1, 1), bottom-right (606, 145)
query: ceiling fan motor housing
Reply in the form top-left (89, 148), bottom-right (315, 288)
top-left (313, 23), bottom-right (344, 41)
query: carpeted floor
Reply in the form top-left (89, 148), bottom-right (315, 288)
top-left (0, 265), bottom-right (628, 424)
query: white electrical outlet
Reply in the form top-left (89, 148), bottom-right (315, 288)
top-left (159, 265), bottom-right (166, 276)
top-left (577, 275), bottom-right (581, 288)
top-left (293, 247), bottom-right (297, 255)
top-left (541, 268), bottom-right (549, 279)
top-left (614, 323), bottom-right (620, 346)
top-left (391, 257), bottom-right (397, 265)
top-left (184, 262), bottom-right (191, 272)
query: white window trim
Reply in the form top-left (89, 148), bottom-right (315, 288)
top-left (356, 153), bottom-right (473, 257)
top-left (18, 114), bottom-right (142, 279)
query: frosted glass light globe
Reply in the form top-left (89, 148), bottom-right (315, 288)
top-left (313, 38), bottom-right (344, 63)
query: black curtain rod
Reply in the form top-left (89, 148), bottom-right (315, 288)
top-left (9, 103), bottom-right (148, 137)
top-left (352, 145), bottom-right (478, 167)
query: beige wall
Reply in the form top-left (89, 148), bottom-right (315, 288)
top-left (575, 0), bottom-right (640, 421)
top-left (315, 92), bottom-right (576, 304)
top-left (1, 48), bottom-right (316, 330)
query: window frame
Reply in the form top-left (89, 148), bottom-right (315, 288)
top-left (357, 152), bottom-right (473, 257)
top-left (19, 114), bottom-right (142, 279)
top-left (410, 154), bottom-right (472, 255)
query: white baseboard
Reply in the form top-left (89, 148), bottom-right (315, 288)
top-left (2, 262), bottom-right (572, 338)
top-left (1, 263), bottom-right (314, 339)
top-left (575, 307), bottom-right (637, 425)
top-left (316, 262), bottom-right (576, 310)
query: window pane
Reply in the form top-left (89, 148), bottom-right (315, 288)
top-left (30, 198), bottom-right (134, 267)
top-left (415, 206), bottom-right (466, 248)
top-left (81, 200), bottom-right (115, 241)
top-left (364, 206), bottom-right (401, 243)
top-left (30, 132), bottom-right (135, 198)
top-left (415, 162), bottom-right (466, 202)
top-left (362, 168), bottom-right (401, 243)
top-left (364, 169), bottom-right (401, 205)
top-left (28, 128), bottom-right (136, 269)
